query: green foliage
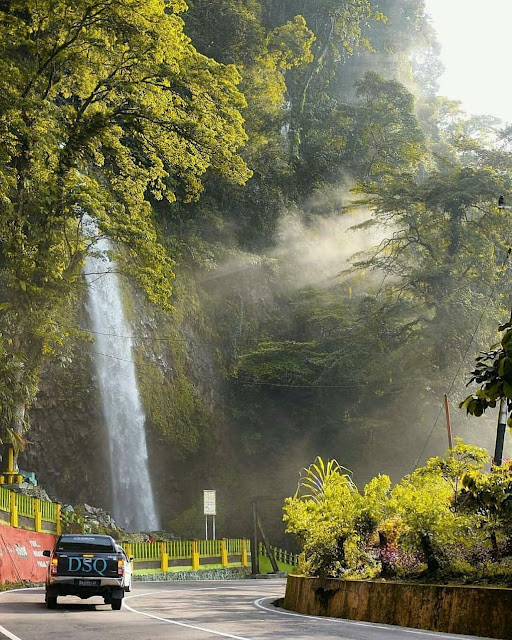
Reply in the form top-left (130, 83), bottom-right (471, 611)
top-left (284, 443), bottom-right (512, 583)
top-left (234, 341), bottom-right (325, 385)
top-left (295, 456), bottom-right (356, 502)
top-left (283, 456), bottom-right (374, 578)
top-left (461, 317), bottom-right (512, 423)
top-left (2, 0), bottom-right (512, 546)
top-left (460, 462), bottom-right (512, 541)
top-left (0, 0), bottom-right (251, 440)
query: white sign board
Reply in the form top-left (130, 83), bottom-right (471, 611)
top-left (203, 490), bottom-right (216, 516)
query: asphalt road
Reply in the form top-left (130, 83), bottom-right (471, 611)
top-left (0, 580), bottom-right (491, 640)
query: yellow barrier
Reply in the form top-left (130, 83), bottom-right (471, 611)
top-left (0, 486), bottom-right (61, 534)
top-left (9, 492), bottom-right (18, 528)
top-left (126, 538), bottom-right (255, 574)
top-left (192, 540), bottom-right (200, 570)
top-left (34, 498), bottom-right (42, 533)
top-left (0, 486), bottom-right (292, 574)
top-left (220, 539), bottom-right (228, 567)
top-left (241, 539), bottom-right (248, 567)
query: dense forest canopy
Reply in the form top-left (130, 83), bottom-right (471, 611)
top-left (1, 0), bottom-right (512, 536)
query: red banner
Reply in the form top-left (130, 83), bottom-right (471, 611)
top-left (0, 523), bottom-right (57, 583)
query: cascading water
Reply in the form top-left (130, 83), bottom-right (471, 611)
top-left (83, 217), bottom-right (159, 531)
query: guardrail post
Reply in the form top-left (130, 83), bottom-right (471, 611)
top-left (220, 539), bottom-right (228, 567)
top-left (34, 497), bottom-right (42, 532)
top-left (55, 503), bottom-right (62, 535)
top-left (10, 491), bottom-right (18, 528)
top-left (241, 539), bottom-right (248, 567)
top-left (192, 540), bottom-right (200, 571)
top-left (160, 541), bottom-right (168, 572)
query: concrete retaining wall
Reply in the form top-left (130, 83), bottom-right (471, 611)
top-left (0, 523), bottom-right (56, 583)
top-left (284, 575), bottom-right (512, 640)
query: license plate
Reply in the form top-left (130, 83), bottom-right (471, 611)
top-left (77, 579), bottom-right (100, 586)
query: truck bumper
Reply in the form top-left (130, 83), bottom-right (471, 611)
top-left (46, 577), bottom-right (124, 600)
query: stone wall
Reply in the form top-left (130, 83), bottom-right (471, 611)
top-left (135, 567), bottom-right (250, 581)
top-left (284, 575), bottom-right (512, 640)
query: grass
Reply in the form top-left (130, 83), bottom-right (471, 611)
top-left (258, 556), bottom-right (295, 574)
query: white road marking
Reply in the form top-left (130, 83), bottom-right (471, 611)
top-left (253, 597), bottom-right (481, 640)
top-left (123, 595), bottom-right (252, 640)
top-left (0, 583), bottom-right (479, 640)
top-left (0, 624), bottom-right (25, 640)
top-left (0, 587), bottom-right (40, 640)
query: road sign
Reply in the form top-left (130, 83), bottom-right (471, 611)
top-left (203, 490), bottom-right (216, 516)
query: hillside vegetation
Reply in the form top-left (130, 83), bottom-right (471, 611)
top-left (1, 0), bottom-right (511, 537)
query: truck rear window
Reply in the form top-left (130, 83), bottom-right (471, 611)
top-left (56, 535), bottom-right (116, 553)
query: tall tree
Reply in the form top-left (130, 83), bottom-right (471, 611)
top-left (0, 0), bottom-right (251, 446)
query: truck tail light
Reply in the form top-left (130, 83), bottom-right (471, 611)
top-left (50, 558), bottom-right (58, 575)
top-left (117, 559), bottom-right (124, 576)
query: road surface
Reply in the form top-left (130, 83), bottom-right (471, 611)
top-left (0, 579), bottom-right (490, 640)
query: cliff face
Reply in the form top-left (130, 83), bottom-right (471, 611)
top-left (20, 270), bottom-right (237, 534)
top-left (22, 354), bottom-right (110, 509)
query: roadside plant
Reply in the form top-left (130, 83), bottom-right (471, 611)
top-left (283, 456), bottom-right (362, 578)
top-left (285, 442), bottom-right (498, 581)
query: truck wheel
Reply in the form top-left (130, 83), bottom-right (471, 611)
top-left (46, 595), bottom-right (57, 609)
top-left (111, 597), bottom-right (122, 611)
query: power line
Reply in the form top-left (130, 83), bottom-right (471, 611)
top-left (58, 322), bottom-right (269, 347)
top-left (90, 349), bottom-right (423, 390)
top-left (59, 323), bottom-right (193, 343)
top-left (413, 248), bottom-right (512, 469)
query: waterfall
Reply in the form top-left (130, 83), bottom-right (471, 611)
top-left (83, 219), bottom-right (160, 531)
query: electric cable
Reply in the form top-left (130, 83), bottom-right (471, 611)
top-left (57, 322), bottom-right (270, 346)
top-left (413, 247), bottom-right (512, 469)
top-left (90, 350), bottom-right (421, 390)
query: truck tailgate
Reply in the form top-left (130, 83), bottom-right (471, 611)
top-left (56, 553), bottom-right (120, 578)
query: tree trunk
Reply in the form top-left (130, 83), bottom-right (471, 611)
top-left (378, 530), bottom-right (395, 577)
top-left (289, 18), bottom-right (335, 161)
top-left (420, 533), bottom-right (440, 573)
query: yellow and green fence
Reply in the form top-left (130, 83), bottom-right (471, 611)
top-left (0, 485), bottom-right (61, 534)
top-left (125, 538), bottom-right (252, 574)
top-left (100, 539), bottom-right (298, 575)
top-left (259, 542), bottom-right (299, 568)
top-left (0, 485), bottom-right (298, 575)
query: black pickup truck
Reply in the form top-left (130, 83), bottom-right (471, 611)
top-left (43, 534), bottom-right (128, 610)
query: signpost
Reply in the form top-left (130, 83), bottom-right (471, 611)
top-left (203, 490), bottom-right (216, 540)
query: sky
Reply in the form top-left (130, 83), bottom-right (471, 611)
top-left (424, 0), bottom-right (512, 123)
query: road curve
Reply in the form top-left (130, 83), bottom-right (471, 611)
top-left (0, 580), bottom-right (490, 640)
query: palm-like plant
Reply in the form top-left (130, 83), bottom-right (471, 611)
top-left (296, 456), bottom-right (356, 502)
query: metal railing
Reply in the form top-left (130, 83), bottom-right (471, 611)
top-left (259, 542), bottom-right (299, 566)
top-left (17, 493), bottom-right (34, 518)
top-left (131, 541), bottom-right (161, 560)
top-left (163, 540), bottom-right (193, 558)
top-left (0, 486), bottom-right (10, 513)
top-left (126, 538), bottom-right (252, 574)
top-left (0, 486), bottom-right (61, 534)
top-left (40, 500), bottom-right (57, 523)
top-left (0, 484), bottom-right (296, 573)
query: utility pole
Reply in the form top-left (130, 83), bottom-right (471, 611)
top-left (251, 500), bottom-right (260, 575)
top-left (494, 398), bottom-right (508, 466)
top-left (443, 394), bottom-right (454, 450)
